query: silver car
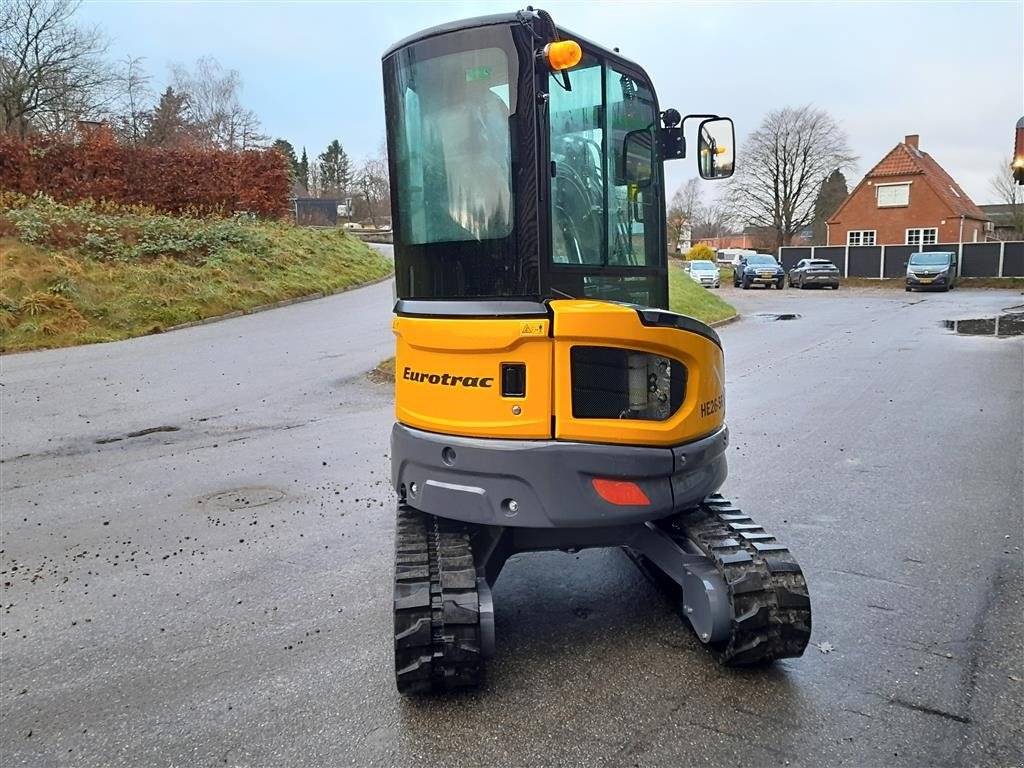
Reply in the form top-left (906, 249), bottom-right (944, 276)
top-left (788, 259), bottom-right (840, 289)
top-left (686, 260), bottom-right (721, 288)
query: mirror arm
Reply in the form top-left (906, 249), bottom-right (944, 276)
top-left (660, 114), bottom-right (723, 161)
top-left (680, 113), bottom-right (722, 129)
top-left (659, 126), bottom-right (684, 159)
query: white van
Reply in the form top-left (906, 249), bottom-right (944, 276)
top-left (715, 248), bottom-right (757, 267)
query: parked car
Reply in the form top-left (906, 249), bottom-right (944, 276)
top-left (788, 259), bottom-right (841, 289)
top-left (686, 259), bottom-right (721, 288)
top-left (906, 251), bottom-right (958, 292)
top-left (733, 253), bottom-right (785, 289)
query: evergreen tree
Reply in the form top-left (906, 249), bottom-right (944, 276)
top-left (143, 87), bottom-right (191, 148)
top-left (318, 139), bottom-right (351, 197)
top-left (811, 169), bottom-right (849, 244)
top-left (297, 147), bottom-right (309, 192)
top-left (271, 138), bottom-right (299, 183)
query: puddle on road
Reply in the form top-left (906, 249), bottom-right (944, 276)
top-left (199, 487), bottom-right (286, 510)
top-left (754, 313), bottom-right (801, 322)
top-left (944, 310), bottom-right (1024, 337)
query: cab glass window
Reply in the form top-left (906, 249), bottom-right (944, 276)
top-left (548, 57), bottom-right (605, 265)
top-left (547, 59), bottom-right (661, 270)
top-left (390, 45), bottom-right (515, 245)
top-left (605, 66), bottom-right (659, 268)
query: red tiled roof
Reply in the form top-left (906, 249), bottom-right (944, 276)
top-left (914, 151), bottom-right (988, 220)
top-left (869, 145), bottom-right (920, 177)
top-left (830, 140), bottom-right (990, 223)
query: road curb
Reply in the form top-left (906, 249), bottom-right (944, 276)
top-left (162, 273), bottom-right (394, 334)
top-left (710, 314), bottom-right (741, 328)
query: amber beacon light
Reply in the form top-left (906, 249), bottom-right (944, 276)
top-left (545, 39), bottom-right (582, 70)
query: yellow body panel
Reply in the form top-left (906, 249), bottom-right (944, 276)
top-left (393, 301), bottom-right (725, 447)
top-left (393, 316), bottom-right (553, 439)
top-left (549, 301), bottom-right (725, 447)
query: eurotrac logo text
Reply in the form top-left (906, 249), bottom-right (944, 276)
top-left (402, 367), bottom-right (494, 388)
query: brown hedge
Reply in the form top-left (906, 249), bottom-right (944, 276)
top-left (0, 129), bottom-right (290, 218)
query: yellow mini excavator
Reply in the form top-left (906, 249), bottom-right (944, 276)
top-left (382, 7), bottom-right (811, 693)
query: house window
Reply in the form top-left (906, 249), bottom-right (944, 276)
top-left (848, 230), bottom-right (876, 246)
top-left (877, 183), bottom-right (910, 207)
top-left (906, 228), bottom-right (937, 245)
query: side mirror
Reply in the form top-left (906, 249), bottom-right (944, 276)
top-left (697, 117), bottom-right (735, 180)
top-left (622, 129), bottom-right (654, 188)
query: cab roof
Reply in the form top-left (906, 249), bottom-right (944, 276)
top-left (381, 9), bottom-right (647, 77)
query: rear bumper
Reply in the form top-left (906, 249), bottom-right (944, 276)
top-left (391, 423), bottom-right (729, 528)
top-left (801, 275), bottom-right (839, 286)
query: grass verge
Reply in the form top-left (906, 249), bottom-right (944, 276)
top-left (0, 195), bottom-right (394, 352)
top-left (668, 263), bottom-right (737, 324)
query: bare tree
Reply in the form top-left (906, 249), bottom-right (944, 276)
top-left (110, 55), bottom-right (151, 146)
top-left (727, 105), bottom-right (857, 251)
top-left (989, 156), bottom-right (1024, 239)
top-left (171, 56), bottom-right (265, 151)
top-left (1, 0), bottom-right (114, 136)
top-left (306, 160), bottom-right (323, 198)
top-left (692, 197), bottom-right (737, 241)
top-left (666, 178), bottom-right (702, 254)
top-left (354, 150), bottom-right (390, 225)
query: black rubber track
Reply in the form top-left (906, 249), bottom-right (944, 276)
top-left (649, 493), bottom-right (812, 665)
top-left (393, 505), bottom-right (484, 694)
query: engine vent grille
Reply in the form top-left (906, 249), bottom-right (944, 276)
top-left (570, 346), bottom-right (686, 420)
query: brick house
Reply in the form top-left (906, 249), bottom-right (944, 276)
top-left (827, 134), bottom-right (990, 246)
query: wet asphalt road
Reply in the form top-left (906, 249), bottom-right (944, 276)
top-left (1, 273), bottom-right (1022, 768)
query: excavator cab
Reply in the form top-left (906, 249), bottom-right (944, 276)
top-left (383, 8), bottom-right (810, 694)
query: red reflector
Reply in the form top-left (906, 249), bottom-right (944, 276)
top-left (591, 478), bottom-right (650, 506)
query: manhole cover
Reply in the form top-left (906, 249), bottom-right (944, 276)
top-left (200, 487), bottom-right (286, 510)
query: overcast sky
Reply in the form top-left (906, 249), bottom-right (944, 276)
top-left (78, 0), bottom-right (1023, 206)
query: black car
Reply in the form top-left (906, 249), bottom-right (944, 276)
top-left (733, 254), bottom-right (785, 289)
top-left (788, 259), bottom-right (841, 289)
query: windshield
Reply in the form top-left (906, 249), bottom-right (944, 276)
top-left (691, 261), bottom-right (716, 270)
top-left (909, 252), bottom-right (952, 267)
top-left (388, 35), bottom-right (515, 245)
top-left (747, 255), bottom-right (777, 265)
top-left (809, 261), bottom-right (836, 268)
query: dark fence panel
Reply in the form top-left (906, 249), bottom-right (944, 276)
top-left (768, 242), bottom-right (1021, 278)
top-left (884, 245), bottom-right (917, 278)
top-left (848, 246), bottom-right (882, 277)
top-left (1003, 242), bottom-right (1024, 277)
top-left (961, 242), bottom-right (1001, 277)
top-left (779, 247), bottom-right (810, 270)
top-left (295, 199), bottom-right (338, 227)
top-left (933, 243), bottom-right (961, 256)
